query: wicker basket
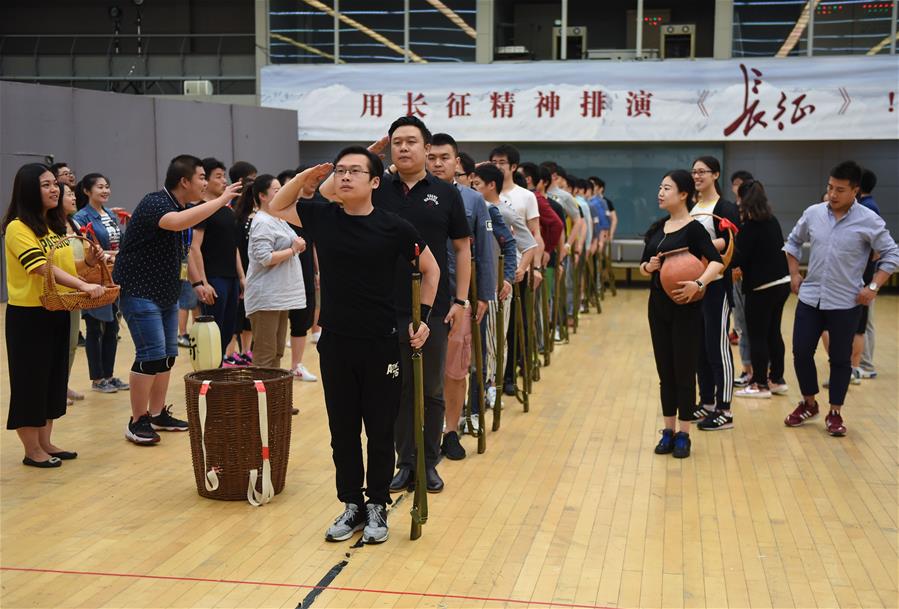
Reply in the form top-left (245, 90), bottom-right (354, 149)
top-left (40, 234), bottom-right (120, 311)
top-left (184, 367), bottom-right (293, 502)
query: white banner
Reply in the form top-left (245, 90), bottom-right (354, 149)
top-left (261, 56), bottom-right (898, 142)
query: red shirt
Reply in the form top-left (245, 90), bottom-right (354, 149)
top-left (535, 191), bottom-right (563, 254)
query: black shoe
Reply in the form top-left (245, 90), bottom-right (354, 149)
top-left (23, 456), bottom-right (62, 468)
top-left (654, 429), bottom-right (675, 455)
top-left (77, 331), bottom-right (86, 347)
top-left (125, 414), bottom-right (160, 445)
top-left (441, 431), bottom-right (466, 461)
top-left (673, 431), bottom-right (691, 458)
top-left (698, 410), bottom-right (734, 431)
top-left (149, 405), bottom-right (189, 431)
top-left (689, 405), bottom-right (715, 422)
top-left (503, 382), bottom-right (516, 396)
top-left (49, 451), bottom-right (78, 460)
top-left (389, 468), bottom-right (413, 493)
top-left (426, 467), bottom-right (444, 493)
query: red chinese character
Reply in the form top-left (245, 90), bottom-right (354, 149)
top-left (580, 90), bottom-right (608, 118)
top-left (536, 91), bottom-right (560, 118)
top-left (790, 93), bottom-right (816, 125)
top-left (723, 64), bottom-right (769, 137)
top-left (626, 90), bottom-right (653, 118)
top-left (405, 92), bottom-right (428, 117)
top-left (773, 92), bottom-right (788, 130)
top-left (361, 93), bottom-right (383, 118)
top-left (490, 91), bottom-right (515, 118)
top-left (446, 92), bottom-right (471, 119)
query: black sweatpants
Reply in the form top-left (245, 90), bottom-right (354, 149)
top-left (744, 283), bottom-right (789, 387)
top-left (648, 290), bottom-right (703, 421)
top-left (6, 305), bottom-right (70, 429)
top-left (395, 319), bottom-right (449, 470)
top-left (317, 330), bottom-right (401, 506)
top-left (697, 279), bottom-right (734, 410)
top-left (792, 300), bottom-right (861, 407)
top-left (504, 279), bottom-right (528, 385)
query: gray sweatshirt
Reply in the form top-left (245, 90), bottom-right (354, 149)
top-left (244, 210), bottom-right (307, 316)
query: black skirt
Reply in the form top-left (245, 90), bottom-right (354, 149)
top-left (5, 305), bottom-right (70, 429)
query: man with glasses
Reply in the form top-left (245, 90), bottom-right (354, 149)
top-left (320, 116), bottom-right (471, 494)
top-left (50, 163), bottom-right (76, 189)
top-left (270, 148), bottom-right (439, 544)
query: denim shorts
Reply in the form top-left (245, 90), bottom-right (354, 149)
top-left (120, 295), bottom-right (179, 362)
top-left (179, 279), bottom-right (198, 310)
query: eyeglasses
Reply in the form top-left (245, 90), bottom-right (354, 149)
top-left (334, 167), bottom-right (371, 178)
top-left (691, 169), bottom-right (712, 176)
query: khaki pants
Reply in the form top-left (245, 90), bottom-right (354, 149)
top-left (249, 310), bottom-right (288, 369)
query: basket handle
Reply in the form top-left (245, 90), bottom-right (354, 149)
top-left (41, 234), bottom-right (103, 297)
top-left (247, 380), bottom-right (275, 507)
top-left (197, 381), bottom-right (221, 492)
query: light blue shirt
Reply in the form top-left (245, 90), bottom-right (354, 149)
top-left (783, 201), bottom-right (899, 310)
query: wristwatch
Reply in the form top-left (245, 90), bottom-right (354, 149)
top-left (453, 297), bottom-right (470, 309)
top-left (867, 281), bottom-right (879, 292)
top-left (694, 279), bottom-right (705, 290)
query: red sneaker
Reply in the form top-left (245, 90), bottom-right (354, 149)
top-left (825, 410), bottom-right (846, 437)
top-left (784, 400), bottom-right (819, 427)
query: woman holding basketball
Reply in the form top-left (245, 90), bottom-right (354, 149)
top-left (640, 170), bottom-right (723, 458)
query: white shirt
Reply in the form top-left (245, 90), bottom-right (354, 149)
top-left (502, 184), bottom-right (539, 224)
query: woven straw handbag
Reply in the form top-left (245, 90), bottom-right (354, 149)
top-left (40, 234), bottom-right (120, 311)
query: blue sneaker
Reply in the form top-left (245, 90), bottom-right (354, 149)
top-left (673, 432), bottom-right (691, 458)
top-left (654, 429), bottom-right (675, 454)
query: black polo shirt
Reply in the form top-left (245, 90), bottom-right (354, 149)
top-left (372, 171), bottom-right (470, 317)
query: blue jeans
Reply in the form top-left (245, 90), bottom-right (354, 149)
top-left (120, 295), bottom-right (179, 363)
top-left (201, 276), bottom-right (240, 356)
top-left (179, 279), bottom-right (198, 310)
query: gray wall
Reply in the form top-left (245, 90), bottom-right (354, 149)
top-left (0, 80), bottom-right (299, 215)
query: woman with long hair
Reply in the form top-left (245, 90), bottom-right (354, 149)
top-left (73, 173), bottom-right (128, 393)
top-left (243, 175), bottom-right (307, 383)
top-left (3, 163), bottom-right (105, 467)
top-left (230, 176), bottom-right (258, 362)
top-left (733, 180), bottom-right (791, 398)
top-left (640, 170), bottom-right (724, 458)
top-left (689, 156), bottom-right (740, 431)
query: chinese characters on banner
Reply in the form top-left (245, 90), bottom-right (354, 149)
top-left (261, 56), bottom-right (898, 141)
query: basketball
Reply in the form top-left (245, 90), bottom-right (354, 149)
top-left (659, 247), bottom-right (707, 303)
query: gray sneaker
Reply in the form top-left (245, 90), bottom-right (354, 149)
top-left (362, 503), bottom-right (389, 544)
top-left (92, 379), bottom-right (118, 393)
top-left (325, 503), bottom-right (365, 542)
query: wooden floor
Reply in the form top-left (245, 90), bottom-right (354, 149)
top-left (1, 290), bottom-right (896, 609)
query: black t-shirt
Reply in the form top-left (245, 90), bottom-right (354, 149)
top-left (235, 214), bottom-right (253, 272)
top-left (113, 189), bottom-right (186, 306)
top-left (289, 222), bottom-right (316, 297)
top-left (296, 201), bottom-right (423, 338)
top-left (197, 206), bottom-right (238, 278)
top-left (641, 220), bottom-right (721, 294)
top-left (372, 171), bottom-right (470, 316)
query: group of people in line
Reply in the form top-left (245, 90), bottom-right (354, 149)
top-left (3, 112), bottom-right (896, 545)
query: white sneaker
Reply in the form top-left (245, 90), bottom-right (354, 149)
top-left (292, 363), bottom-right (318, 382)
top-left (486, 385), bottom-right (496, 408)
top-left (850, 368), bottom-right (862, 385)
top-left (769, 381), bottom-right (789, 395)
top-left (459, 413), bottom-right (480, 434)
top-left (735, 384), bottom-right (772, 399)
top-left (311, 330), bottom-right (322, 344)
top-left (858, 368), bottom-right (877, 379)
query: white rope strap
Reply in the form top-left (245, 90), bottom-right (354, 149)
top-left (247, 379), bottom-right (274, 506)
top-left (197, 380), bottom-right (220, 492)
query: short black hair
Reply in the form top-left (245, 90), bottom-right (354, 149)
top-left (540, 161), bottom-right (561, 177)
top-left (277, 169), bottom-right (297, 185)
top-left (430, 132), bottom-right (458, 155)
top-left (512, 171), bottom-right (528, 189)
top-left (588, 176), bottom-right (605, 189)
top-left (830, 160), bottom-right (862, 187)
top-left (202, 157), bottom-right (227, 178)
top-left (518, 162), bottom-right (539, 186)
top-left (229, 160), bottom-right (257, 184)
top-left (860, 168), bottom-right (877, 194)
top-left (48, 162), bottom-right (69, 177)
top-left (388, 115), bottom-right (432, 144)
top-left (489, 144), bottom-right (520, 167)
top-left (473, 163), bottom-right (504, 195)
top-left (165, 154), bottom-right (203, 191)
top-left (458, 152), bottom-right (476, 175)
top-left (334, 145), bottom-right (384, 177)
top-left (577, 178), bottom-right (592, 191)
top-left (730, 170), bottom-right (754, 183)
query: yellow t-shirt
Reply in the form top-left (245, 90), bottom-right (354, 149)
top-left (4, 219), bottom-right (78, 307)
